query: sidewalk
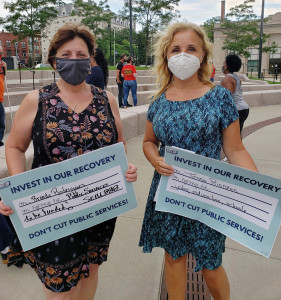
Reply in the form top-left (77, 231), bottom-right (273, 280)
top-left (0, 105), bottom-right (281, 300)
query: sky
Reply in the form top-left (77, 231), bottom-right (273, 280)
top-left (0, 0), bottom-right (281, 27)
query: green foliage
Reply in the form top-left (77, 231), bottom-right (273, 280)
top-left (74, 0), bottom-right (115, 38)
top-left (97, 28), bottom-right (144, 66)
top-left (203, 16), bottom-right (221, 42)
top-left (122, 0), bottom-right (181, 66)
top-left (4, 0), bottom-right (58, 39)
top-left (3, 0), bottom-right (59, 66)
top-left (221, 0), bottom-right (276, 57)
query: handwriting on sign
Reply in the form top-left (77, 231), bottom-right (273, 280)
top-left (167, 166), bottom-right (277, 230)
top-left (14, 166), bottom-right (126, 228)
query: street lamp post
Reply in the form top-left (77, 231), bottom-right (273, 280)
top-left (258, 0), bottom-right (265, 79)
top-left (129, 0), bottom-right (133, 57)
top-left (113, 27), bottom-right (116, 67)
top-left (108, 23), bottom-right (112, 66)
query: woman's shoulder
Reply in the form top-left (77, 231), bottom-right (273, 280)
top-left (25, 89), bottom-right (39, 102)
top-left (19, 89), bottom-right (39, 112)
top-left (212, 84), bottom-right (231, 96)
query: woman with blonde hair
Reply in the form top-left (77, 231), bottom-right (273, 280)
top-left (139, 22), bottom-right (258, 300)
top-left (0, 23), bottom-right (137, 300)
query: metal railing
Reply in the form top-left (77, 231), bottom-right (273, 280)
top-left (17, 62), bottom-right (36, 89)
top-left (17, 62), bottom-right (56, 89)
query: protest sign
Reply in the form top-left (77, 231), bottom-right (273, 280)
top-left (155, 146), bottom-right (281, 257)
top-left (0, 143), bottom-right (137, 251)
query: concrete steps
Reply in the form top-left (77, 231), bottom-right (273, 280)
top-left (2, 69), bottom-right (281, 136)
top-left (0, 104), bottom-right (149, 179)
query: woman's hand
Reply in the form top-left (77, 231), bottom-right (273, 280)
top-left (152, 157), bottom-right (174, 176)
top-left (0, 199), bottom-right (14, 216)
top-left (125, 163), bottom-right (138, 182)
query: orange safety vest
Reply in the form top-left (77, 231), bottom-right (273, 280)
top-left (0, 73), bottom-right (4, 103)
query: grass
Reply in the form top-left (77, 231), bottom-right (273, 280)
top-left (9, 66), bottom-right (152, 71)
top-left (248, 76), bottom-right (281, 84)
top-left (108, 66), bottom-right (151, 70)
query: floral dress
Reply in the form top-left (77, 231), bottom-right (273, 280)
top-left (8, 83), bottom-right (118, 292)
top-left (139, 85), bottom-right (239, 272)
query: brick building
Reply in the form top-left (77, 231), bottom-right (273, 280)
top-left (0, 31), bottom-right (42, 67)
top-left (0, 31), bottom-right (29, 64)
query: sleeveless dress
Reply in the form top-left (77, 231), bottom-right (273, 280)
top-left (8, 83), bottom-right (118, 292)
top-left (139, 85), bottom-right (239, 272)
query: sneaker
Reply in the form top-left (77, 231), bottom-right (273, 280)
top-left (119, 105), bottom-right (124, 108)
top-left (127, 103), bottom-right (132, 107)
top-left (0, 141), bottom-right (4, 147)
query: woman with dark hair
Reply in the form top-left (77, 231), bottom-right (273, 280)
top-left (0, 23), bottom-right (137, 300)
top-left (221, 54), bottom-right (249, 134)
top-left (86, 48), bottom-right (109, 89)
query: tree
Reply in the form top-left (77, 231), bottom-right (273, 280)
top-left (73, 0), bottom-right (115, 38)
top-left (97, 28), bottom-right (140, 65)
top-left (203, 16), bottom-right (221, 42)
top-left (3, 0), bottom-right (59, 66)
top-left (221, 0), bottom-right (276, 58)
top-left (122, 0), bottom-right (181, 66)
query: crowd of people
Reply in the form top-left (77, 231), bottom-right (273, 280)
top-left (0, 21), bottom-right (257, 300)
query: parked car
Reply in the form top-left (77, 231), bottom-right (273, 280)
top-left (35, 63), bottom-right (51, 68)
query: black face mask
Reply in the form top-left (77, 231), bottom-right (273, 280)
top-left (56, 58), bottom-right (91, 86)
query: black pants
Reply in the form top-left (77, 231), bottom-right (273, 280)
top-left (238, 108), bottom-right (249, 133)
top-left (117, 82), bottom-right (124, 107)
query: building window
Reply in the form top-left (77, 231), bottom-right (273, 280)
top-left (247, 48), bottom-right (259, 72)
top-left (270, 47), bottom-right (281, 59)
top-left (21, 42), bottom-right (26, 48)
top-left (22, 52), bottom-right (26, 57)
top-left (7, 50), bottom-right (11, 56)
top-left (6, 40), bottom-right (11, 47)
top-left (0, 41), bottom-right (2, 47)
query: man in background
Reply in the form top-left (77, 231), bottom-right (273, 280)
top-left (0, 46), bottom-right (7, 147)
top-left (116, 54), bottom-right (132, 108)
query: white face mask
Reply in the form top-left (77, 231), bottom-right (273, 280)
top-left (168, 52), bottom-right (201, 80)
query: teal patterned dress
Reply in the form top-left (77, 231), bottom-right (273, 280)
top-left (139, 85), bottom-right (239, 271)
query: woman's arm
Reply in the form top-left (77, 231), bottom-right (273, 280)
top-left (222, 119), bottom-right (258, 171)
top-left (0, 90), bottom-right (39, 215)
top-left (143, 120), bottom-right (174, 176)
top-left (221, 75), bottom-right (236, 94)
top-left (106, 91), bottom-right (137, 182)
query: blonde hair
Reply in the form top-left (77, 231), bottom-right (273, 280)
top-left (153, 22), bottom-right (213, 100)
top-left (48, 23), bottom-right (96, 68)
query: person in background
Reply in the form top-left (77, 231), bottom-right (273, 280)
top-left (0, 46), bottom-right (7, 147)
top-left (139, 22), bottom-right (258, 300)
top-left (210, 63), bottom-right (216, 82)
top-left (0, 23), bottom-right (137, 300)
top-left (0, 215), bottom-right (15, 264)
top-left (221, 54), bottom-right (249, 135)
top-left (121, 56), bottom-right (138, 108)
top-left (116, 54), bottom-right (126, 108)
top-left (86, 47), bottom-right (108, 89)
